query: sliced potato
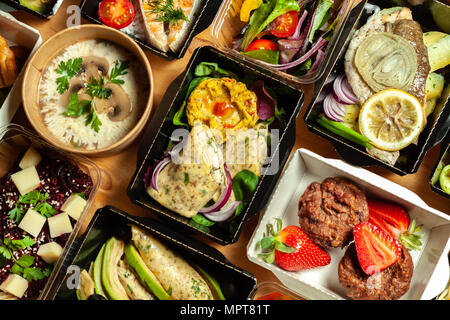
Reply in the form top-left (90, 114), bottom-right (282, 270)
top-left (426, 72), bottom-right (445, 100)
top-left (423, 31), bottom-right (447, 47)
top-left (428, 35), bottom-right (450, 72)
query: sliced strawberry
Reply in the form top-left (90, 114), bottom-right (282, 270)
top-left (367, 198), bottom-right (410, 238)
top-left (353, 221), bottom-right (402, 275)
top-left (368, 198), bottom-right (423, 251)
top-left (259, 219), bottom-right (331, 271)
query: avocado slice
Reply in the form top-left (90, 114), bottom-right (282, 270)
top-left (19, 0), bottom-right (49, 13)
top-left (194, 265), bottom-right (226, 300)
top-left (124, 243), bottom-right (170, 300)
top-left (101, 237), bottom-right (129, 300)
top-left (76, 269), bottom-right (95, 301)
top-left (93, 243), bottom-right (108, 298)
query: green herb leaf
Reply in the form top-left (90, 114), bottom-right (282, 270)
top-left (34, 202), bottom-right (57, 218)
top-left (9, 236), bottom-right (35, 251)
top-left (232, 170), bottom-right (259, 202)
top-left (84, 106), bottom-right (102, 133)
top-left (86, 77), bottom-right (112, 99)
top-left (149, 0), bottom-right (190, 24)
top-left (19, 191), bottom-right (48, 206)
top-left (63, 93), bottom-right (91, 118)
top-left (7, 206), bottom-right (25, 224)
top-left (11, 263), bottom-right (23, 275)
top-left (23, 267), bottom-right (49, 282)
top-left (15, 255), bottom-right (35, 268)
top-left (109, 59), bottom-right (129, 84)
top-left (0, 245), bottom-right (12, 260)
top-left (55, 58), bottom-right (83, 94)
top-left (184, 172), bottom-right (189, 185)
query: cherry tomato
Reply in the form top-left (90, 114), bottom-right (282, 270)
top-left (99, 0), bottom-right (135, 30)
top-left (245, 39), bottom-right (278, 52)
top-left (213, 101), bottom-right (234, 118)
top-left (269, 11), bottom-right (299, 38)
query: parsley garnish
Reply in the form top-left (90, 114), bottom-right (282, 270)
top-left (7, 191), bottom-right (57, 223)
top-left (84, 104), bottom-right (102, 133)
top-left (184, 172), bottom-right (189, 185)
top-left (63, 93), bottom-right (91, 118)
top-left (86, 77), bottom-right (112, 99)
top-left (56, 58), bottom-right (82, 94)
top-left (149, 0), bottom-right (190, 24)
top-left (109, 60), bottom-right (129, 85)
top-left (62, 93), bottom-right (102, 133)
top-left (0, 236), bottom-right (35, 267)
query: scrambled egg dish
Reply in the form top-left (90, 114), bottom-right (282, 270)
top-left (186, 78), bottom-right (258, 140)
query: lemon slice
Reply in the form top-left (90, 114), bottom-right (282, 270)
top-left (358, 89), bottom-right (424, 151)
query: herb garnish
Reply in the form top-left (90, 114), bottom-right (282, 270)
top-left (0, 236), bottom-right (35, 268)
top-left (149, 0), bottom-right (190, 24)
top-left (184, 172), bottom-right (189, 185)
top-left (7, 191), bottom-right (57, 223)
top-left (57, 58), bottom-right (129, 133)
top-left (63, 93), bottom-right (102, 133)
top-left (56, 58), bottom-right (82, 94)
top-left (86, 77), bottom-right (112, 99)
top-left (109, 60), bottom-right (129, 85)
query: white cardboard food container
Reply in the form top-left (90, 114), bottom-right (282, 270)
top-left (0, 10), bottom-right (42, 128)
top-left (247, 148), bottom-right (450, 300)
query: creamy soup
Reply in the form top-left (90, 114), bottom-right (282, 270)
top-left (38, 40), bottom-right (148, 150)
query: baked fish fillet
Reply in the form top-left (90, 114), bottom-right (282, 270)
top-left (345, 7), bottom-right (430, 107)
top-left (168, 0), bottom-right (200, 52)
top-left (138, 0), bottom-right (199, 53)
top-left (139, 0), bottom-right (170, 52)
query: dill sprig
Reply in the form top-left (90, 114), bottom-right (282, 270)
top-left (148, 0), bottom-right (190, 24)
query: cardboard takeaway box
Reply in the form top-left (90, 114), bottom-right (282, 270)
top-left (247, 148), bottom-right (450, 300)
top-left (0, 10), bottom-right (42, 129)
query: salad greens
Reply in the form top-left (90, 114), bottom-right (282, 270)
top-left (232, 170), bottom-right (259, 217)
top-left (241, 0), bottom-right (301, 50)
top-left (242, 49), bottom-right (280, 64)
top-left (309, 0), bottom-right (334, 43)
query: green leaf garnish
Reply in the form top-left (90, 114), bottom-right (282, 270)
top-left (109, 59), bottom-right (129, 85)
top-left (86, 77), bottom-right (112, 99)
top-left (148, 0), bottom-right (190, 24)
top-left (55, 58), bottom-right (83, 94)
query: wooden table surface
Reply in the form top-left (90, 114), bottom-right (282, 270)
top-left (7, 0), bottom-right (449, 296)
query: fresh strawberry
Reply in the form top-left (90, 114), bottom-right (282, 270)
top-left (353, 221), bottom-right (402, 275)
top-left (259, 218), bottom-right (331, 271)
top-left (367, 198), bottom-right (424, 251)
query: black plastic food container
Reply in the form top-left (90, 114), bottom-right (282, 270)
top-left (79, 0), bottom-right (224, 60)
top-left (127, 45), bottom-right (304, 245)
top-left (50, 206), bottom-right (257, 300)
top-left (429, 131), bottom-right (450, 200)
top-left (303, 0), bottom-right (450, 176)
top-left (0, 0), bottom-right (63, 19)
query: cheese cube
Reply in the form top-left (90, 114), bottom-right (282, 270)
top-left (60, 194), bottom-right (87, 221)
top-left (10, 166), bottom-right (41, 195)
top-left (0, 274), bottom-right (28, 299)
top-left (37, 242), bottom-right (63, 264)
top-left (19, 147), bottom-right (42, 169)
top-left (48, 213), bottom-right (73, 238)
top-left (18, 209), bottom-right (46, 238)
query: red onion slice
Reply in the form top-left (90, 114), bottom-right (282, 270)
top-left (333, 74), bottom-right (358, 104)
top-left (202, 201), bottom-right (243, 222)
top-left (275, 38), bottom-right (328, 71)
top-left (150, 157), bottom-right (171, 192)
top-left (323, 92), bottom-right (346, 122)
top-left (199, 164), bottom-right (232, 214)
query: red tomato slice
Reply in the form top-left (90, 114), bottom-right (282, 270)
top-left (245, 39), bottom-right (278, 52)
top-left (213, 101), bottom-right (234, 117)
top-left (99, 0), bottom-right (135, 29)
top-left (269, 11), bottom-right (299, 38)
